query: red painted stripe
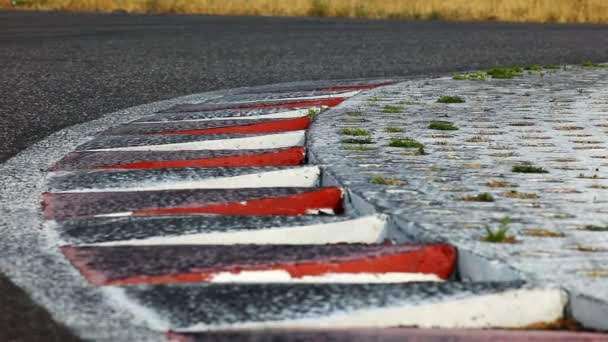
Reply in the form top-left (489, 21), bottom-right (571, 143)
top-left (72, 244), bottom-right (455, 286)
top-left (133, 187), bottom-right (343, 217)
top-left (98, 147), bottom-right (305, 170)
top-left (149, 116), bottom-right (310, 135)
top-left (318, 82), bottom-right (395, 91)
top-left (228, 97), bottom-right (345, 110)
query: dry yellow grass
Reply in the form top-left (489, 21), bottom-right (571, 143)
top-left (4, 0), bottom-right (608, 24)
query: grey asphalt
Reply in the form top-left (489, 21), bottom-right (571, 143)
top-left (1, 9), bottom-right (608, 341)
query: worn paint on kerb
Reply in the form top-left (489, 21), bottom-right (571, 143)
top-left (86, 131), bottom-right (307, 151)
top-left (49, 166), bottom-right (322, 193)
top-left (84, 215), bottom-right (387, 246)
top-left (61, 243), bottom-right (455, 285)
top-left (52, 147), bottom-right (306, 170)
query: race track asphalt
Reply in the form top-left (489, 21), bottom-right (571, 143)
top-left (1, 9), bottom-right (608, 341)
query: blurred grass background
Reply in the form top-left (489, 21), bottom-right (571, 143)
top-left (3, 0), bottom-right (608, 23)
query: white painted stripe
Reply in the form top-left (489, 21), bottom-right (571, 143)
top-left (56, 166), bottom-right (321, 193)
top-left (206, 90), bottom-right (360, 105)
top-left (86, 215), bottom-right (387, 246)
top-left (175, 288), bottom-right (567, 332)
top-left (136, 109), bottom-right (313, 124)
top-left (209, 271), bottom-right (443, 283)
top-left (87, 131), bottom-right (306, 152)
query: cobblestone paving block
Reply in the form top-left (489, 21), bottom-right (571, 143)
top-left (308, 66), bottom-right (608, 330)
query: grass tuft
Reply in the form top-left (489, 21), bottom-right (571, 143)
top-left (343, 145), bottom-right (376, 151)
top-left (452, 72), bottom-right (488, 81)
top-left (543, 64), bottom-right (561, 70)
top-left (308, 109), bottom-right (321, 118)
top-left (341, 128), bottom-right (370, 136)
top-left (464, 192), bottom-right (495, 202)
top-left (371, 176), bottom-right (406, 185)
top-left (346, 111), bottom-right (364, 117)
top-left (512, 165), bottom-right (549, 173)
top-left (428, 121), bottom-right (459, 131)
top-left (482, 217), bottom-right (515, 243)
top-left (389, 137), bottom-right (424, 148)
top-left (383, 105), bottom-right (403, 113)
top-left (437, 96), bottom-right (465, 103)
top-left (340, 137), bottom-right (373, 144)
top-left (385, 126), bottom-right (404, 133)
top-left (7, 1), bottom-right (608, 24)
top-left (581, 225), bottom-right (608, 232)
top-left (399, 100), bottom-right (419, 105)
top-left (486, 67), bottom-right (524, 79)
top-left (524, 64), bottom-right (543, 71)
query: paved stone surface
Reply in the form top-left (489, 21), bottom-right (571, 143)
top-left (309, 65), bottom-right (608, 330)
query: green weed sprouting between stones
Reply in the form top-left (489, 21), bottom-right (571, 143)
top-left (368, 96), bottom-right (382, 102)
top-left (371, 176), bottom-right (406, 186)
top-left (383, 105), bottom-right (403, 113)
top-left (583, 225), bottom-right (608, 232)
top-left (486, 67), bottom-right (524, 79)
top-left (428, 121), bottom-right (459, 131)
top-left (437, 96), bottom-right (465, 103)
top-left (543, 64), bottom-right (561, 70)
top-left (483, 217), bottom-right (515, 243)
top-left (343, 145), bottom-right (376, 151)
top-left (385, 126), bottom-right (404, 133)
top-left (582, 60), bottom-right (608, 68)
top-left (524, 65), bottom-right (543, 71)
top-left (389, 137), bottom-right (424, 148)
top-left (452, 72), bottom-right (488, 81)
top-left (340, 137), bottom-right (374, 144)
top-left (512, 165), bottom-right (549, 173)
top-left (464, 192), bottom-right (495, 202)
top-left (389, 137), bottom-right (426, 155)
top-left (308, 109), bottom-right (321, 118)
top-left (399, 100), bottom-right (419, 105)
top-left (346, 111), bottom-right (364, 117)
top-left (341, 128), bottom-right (370, 136)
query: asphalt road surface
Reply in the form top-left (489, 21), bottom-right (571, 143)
top-left (1, 9), bottom-right (608, 341)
